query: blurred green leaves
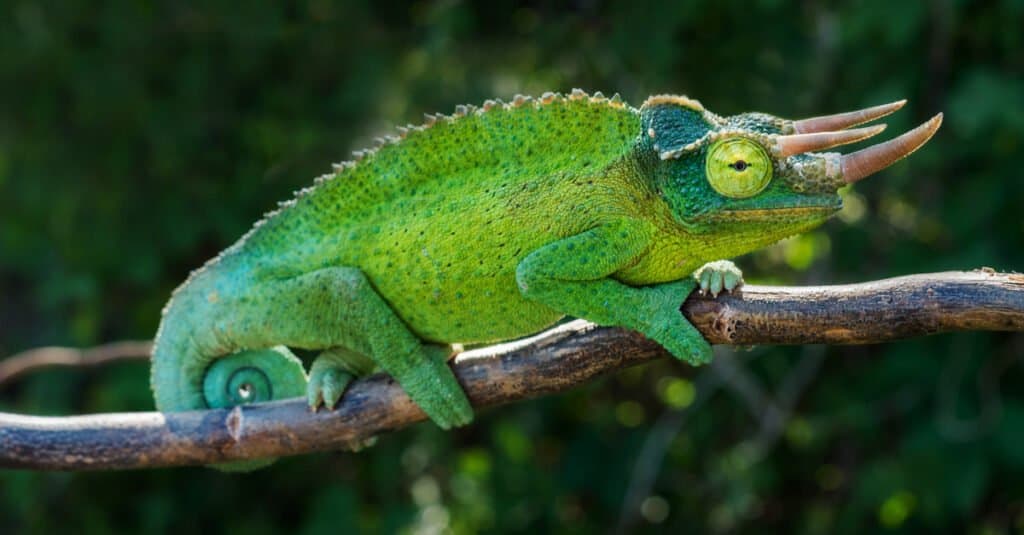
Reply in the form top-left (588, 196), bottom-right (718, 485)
top-left (1, 1), bottom-right (1022, 533)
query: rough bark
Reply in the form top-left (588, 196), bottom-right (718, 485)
top-left (1, 270), bottom-right (1021, 471)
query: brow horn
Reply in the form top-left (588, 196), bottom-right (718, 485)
top-left (841, 113), bottom-right (943, 184)
top-left (793, 100), bottom-right (906, 134)
top-left (775, 124), bottom-right (886, 158)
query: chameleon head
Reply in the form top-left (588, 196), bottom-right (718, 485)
top-left (639, 96), bottom-right (942, 253)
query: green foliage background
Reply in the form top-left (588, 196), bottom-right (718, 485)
top-left (1, 1), bottom-right (1023, 533)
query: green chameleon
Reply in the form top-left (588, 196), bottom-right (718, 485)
top-left (151, 90), bottom-right (940, 464)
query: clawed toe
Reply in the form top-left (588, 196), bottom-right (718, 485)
top-left (694, 260), bottom-right (744, 297)
top-left (307, 365), bottom-right (354, 412)
top-left (342, 436), bottom-right (378, 452)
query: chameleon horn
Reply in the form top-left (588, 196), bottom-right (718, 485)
top-left (793, 100), bottom-right (906, 134)
top-left (775, 124), bottom-right (886, 158)
top-left (841, 113), bottom-right (943, 184)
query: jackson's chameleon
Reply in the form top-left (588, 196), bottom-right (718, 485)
top-left (151, 90), bottom-right (940, 465)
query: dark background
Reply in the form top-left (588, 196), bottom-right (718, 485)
top-left (1, 1), bottom-right (1023, 533)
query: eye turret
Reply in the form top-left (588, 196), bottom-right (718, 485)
top-left (705, 138), bottom-right (772, 198)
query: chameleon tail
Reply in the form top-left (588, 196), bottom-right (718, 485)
top-left (150, 292), bottom-right (307, 471)
top-left (150, 314), bottom-right (216, 414)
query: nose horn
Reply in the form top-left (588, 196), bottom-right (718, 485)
top-left (793, 100), bottom-right (906, 134)
top-left (841, 113), bottom-right (943, 184)
top-left (775, 124), bottom-right (887, 158)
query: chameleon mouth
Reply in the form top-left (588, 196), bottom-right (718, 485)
top-left (710, 204), bottom-right (840, 222)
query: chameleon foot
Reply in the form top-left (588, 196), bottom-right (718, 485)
top-left (342, 436), bottom-right (378, 452)
top-left (400, 344), bottom-right (474, 430)
top-left (306, 347), bottom-right (374, 410)
top-left (644, 280), bottom-right (714, 366)
top-left (693, 260), bottom-right (744, 297)
top-left (307, 361), bottom-right (355, 410)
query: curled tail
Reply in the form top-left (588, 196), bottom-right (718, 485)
top-left (151, 281), bottom-right (308, 413)
top-left (149, 311), bottom-right (215, 414)
top-left (151, 323), bottom-right (307, 412)
top-left (150, 288), bottom-right (307, 471)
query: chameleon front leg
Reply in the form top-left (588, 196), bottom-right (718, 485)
top-left (515, 219), bottom-right (712, 365)
top-left (693, 259), bottom-right (744, 297)
top-left (198, 266), bottom-right (473, 430)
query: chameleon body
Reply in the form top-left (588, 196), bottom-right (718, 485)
top-left (151, 90), bottom-right (940, 468)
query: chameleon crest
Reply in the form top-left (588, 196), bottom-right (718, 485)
top-left (151, 89), bottom-right (940, 469)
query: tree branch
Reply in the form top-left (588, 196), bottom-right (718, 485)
top-left (0, 340), bottom-right (152, 386)
top-left (1, 270), bottom-right (1021, 471)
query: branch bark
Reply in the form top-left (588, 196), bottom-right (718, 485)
top-left (0, 340), bottom-right (152, 385)
top-left (1, 270), bottom-right (1021, 471)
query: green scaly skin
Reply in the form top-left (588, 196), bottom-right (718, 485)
top-left (150, 90), bottom-right (862, 469)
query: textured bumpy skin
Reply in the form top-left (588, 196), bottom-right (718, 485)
top-left (151, 90), bottom-right (930, 469)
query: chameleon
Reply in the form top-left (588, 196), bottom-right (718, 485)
top-left (150, 89), bottom-right (941, 468)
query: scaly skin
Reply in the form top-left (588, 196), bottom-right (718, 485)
top-left (151, 89), bottom-right (936, 469)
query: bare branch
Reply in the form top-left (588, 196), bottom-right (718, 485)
top-left (0, 341), bottom-right (152, 386)
top-left (0, 270), bottom-right (1021, 471)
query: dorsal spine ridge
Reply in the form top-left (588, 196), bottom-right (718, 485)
top-left (313, 89), bottom-right (631, 199)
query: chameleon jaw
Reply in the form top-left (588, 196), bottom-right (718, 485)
top-left (706, 202), bottom-right (842, 223)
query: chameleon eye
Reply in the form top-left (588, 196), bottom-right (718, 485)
top-left (705, 138), bottom-right (773, 198)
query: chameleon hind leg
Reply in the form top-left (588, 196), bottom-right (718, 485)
top-left (205, 266), bottom-right (473, 430)
top-left (307, 346), bottom-right (373, 410)
top-left (306, 347), bottom-right (379, 451)
top-left (305, 342), bottom-right (462, 432)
